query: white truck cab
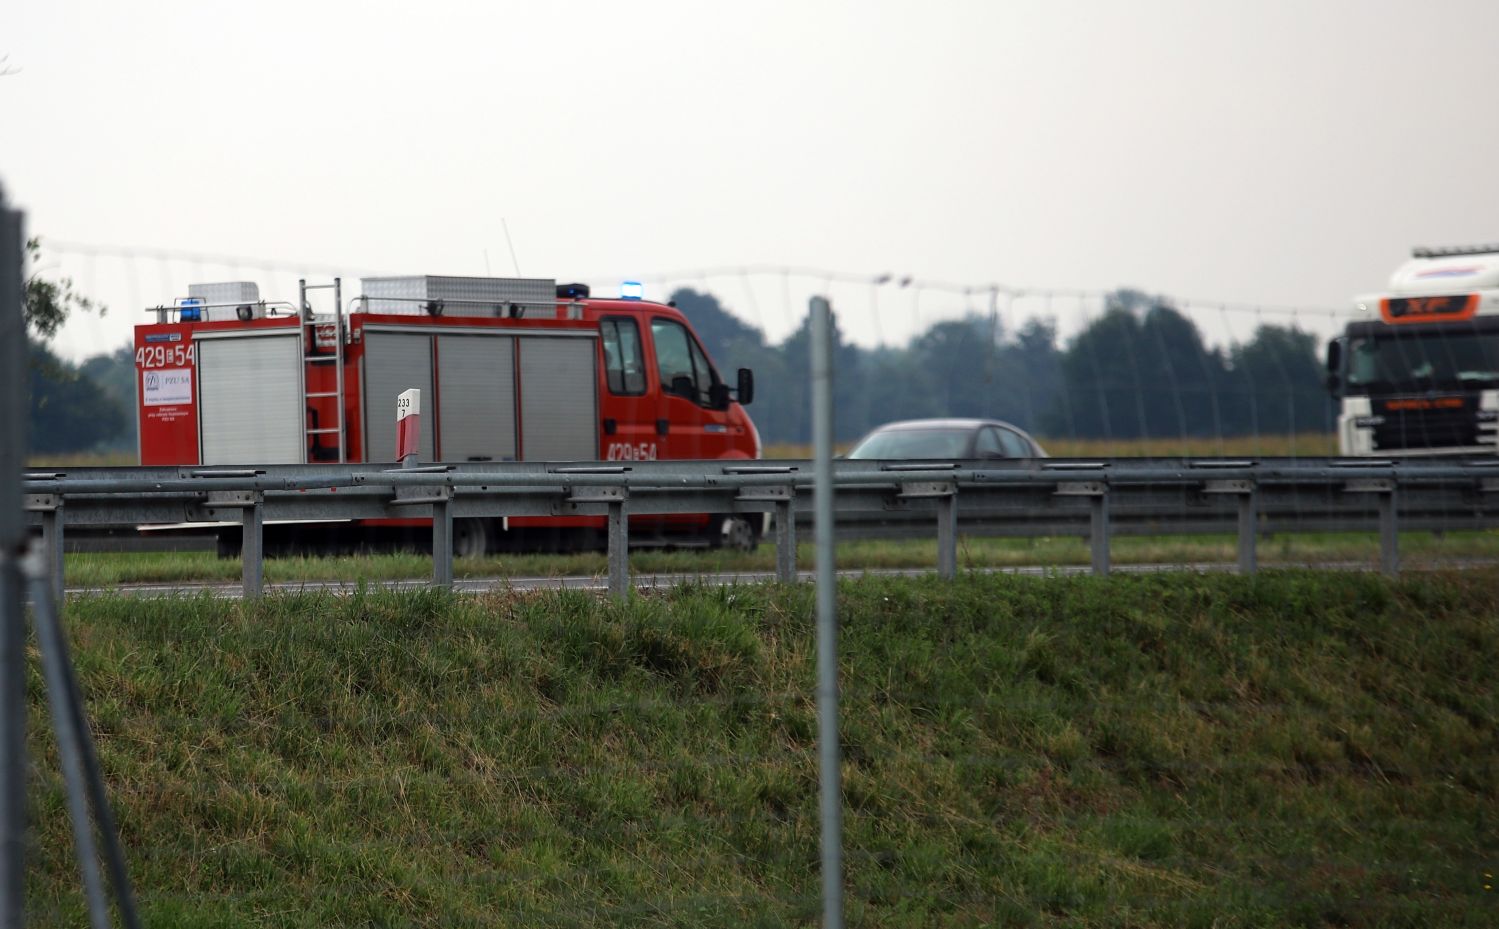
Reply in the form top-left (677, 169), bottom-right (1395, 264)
top-left (1328, 244), bottom-right (1499, 456)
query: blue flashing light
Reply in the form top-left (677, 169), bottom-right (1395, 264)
top-left (178, 297), bottom-right (205, 322)
top-left (620, 281), bottom-right (645, 301)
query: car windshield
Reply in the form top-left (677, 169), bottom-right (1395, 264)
top-left (847, 428), bottom-right (973, 459)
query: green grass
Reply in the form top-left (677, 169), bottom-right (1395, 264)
top-left (61, 530), bottom-right (1499, 588)
top-left (22, 571), bottom-right (1499, 926)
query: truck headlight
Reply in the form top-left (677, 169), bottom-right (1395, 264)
top-left (1353, 415), bottom-right (1385, 428)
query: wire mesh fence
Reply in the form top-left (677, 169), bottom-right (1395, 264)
top-left (8, 227), bottom-right (1499, 927)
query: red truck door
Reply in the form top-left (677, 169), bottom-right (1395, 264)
top-left (597, 316), bottom-right (659, 461)
top-left (647, 315), bottom-right (735, 460)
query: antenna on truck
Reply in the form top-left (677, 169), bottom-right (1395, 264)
top-left (501, 218), bottom-right (522, 276)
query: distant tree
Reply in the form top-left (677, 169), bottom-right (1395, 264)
top-left (79, 345), bottom-right (139, 451)
top-left (28, 343), bottom-right (126, 454)
top-left (1046, 291), bottom-right (1227, 440)
top-left (908, 317), bottom-right (995, 419)
top-left (25, 237), bottom-right (103, 340)
top-left (668, 288), bottom-right (764, 361)
top-left (24, 238), bottom-right (127, 454)
top-left (1223, 325), bottom-right (1330, 436)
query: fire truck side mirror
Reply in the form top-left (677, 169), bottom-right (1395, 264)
top-left (736, 368), bottom-right (755, 405)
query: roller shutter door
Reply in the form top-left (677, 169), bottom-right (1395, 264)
top-left (363, 332), bottom-right (435, 463)
top-left (197, 333), bottom-right (305, 465)
top-left (437, 334), bottom-right (517, 462)
top-left (519, 336), bottom-right (598, 461)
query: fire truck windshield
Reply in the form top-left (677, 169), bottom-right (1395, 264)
top-left (1347, 329), bottom-right (1499, 392)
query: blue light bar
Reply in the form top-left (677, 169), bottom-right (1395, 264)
top-left (620, 281), bottom-right (645, 301)
top-left (178, 297), bottom-right (205, 322)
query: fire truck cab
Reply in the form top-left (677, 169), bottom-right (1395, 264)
top-left (134, 276), bottom-right (761, 554)
top-left (1326, 245), bottom-right (1499, 456)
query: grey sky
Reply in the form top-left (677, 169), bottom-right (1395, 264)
top-left (5, 0), bottom-right (1498, 361)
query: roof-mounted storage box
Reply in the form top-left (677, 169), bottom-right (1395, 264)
top-left (359, 276), bottom-right (559, 318)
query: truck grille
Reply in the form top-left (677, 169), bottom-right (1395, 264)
top-left (1371, 394), bottom-right (1482, 451)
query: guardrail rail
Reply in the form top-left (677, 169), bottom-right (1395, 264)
top-left (21, 457), bottom-right (1499, 599)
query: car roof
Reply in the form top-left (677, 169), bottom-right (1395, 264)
top-left (869, 418), bottom-right (1027, 432)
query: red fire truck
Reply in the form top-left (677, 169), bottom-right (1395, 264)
top-left (134, 275), bottom-right (760, 555)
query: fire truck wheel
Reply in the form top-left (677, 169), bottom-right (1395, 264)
top-left (712, 515), bottom-right (758, 553)
top-left (453, 518), bottom-right (491, 558)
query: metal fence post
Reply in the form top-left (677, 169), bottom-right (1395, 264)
top-left (0, 187), bottom-right (28, 929)
top-left (810, 296), bottom-right (843, 929)
top-left (607, 499), bottom-right (629, 599)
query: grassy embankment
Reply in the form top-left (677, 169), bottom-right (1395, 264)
top-left (23, 571), bottom-right (1498, 927)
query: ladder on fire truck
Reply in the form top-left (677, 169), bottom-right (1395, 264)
top-left (300, 279), bottom-right (347, 463)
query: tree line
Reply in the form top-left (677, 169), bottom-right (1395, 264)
top-left (674, 286), bottom-right (1331, 446)
top-left (25, 277), bottom-right (1331, 457)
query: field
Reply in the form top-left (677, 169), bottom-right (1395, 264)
top-left (22, 571), bottom-right (1499, 927)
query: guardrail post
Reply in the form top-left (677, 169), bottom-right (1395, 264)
top-left (1237, 491), bottom-right (1258, 575)
top-left (27, 495), bottom-right (65, 603)
top-left (431, 497), bottom-right (453, 589)
top-left (936, 494), bottom-right (957, 579)
top-left (607, 499), bottom-right (628, 599)
top-left (775, 499), bottom-right (797, 583)
top-left (1090, 494), bottom-right (1110, 576)
top-left (1344, 478), bottom-right (1398, 576)
top-left (1055, 480), bottom-right (1109, 576)
top-left (242, 492), bottom-right (264, 599)
top-left (1378, 487), bottom-right (1398, 577)
top-left (560, 477), bottom-right (630, 599)
top-left (895, 480), bottom-right (959, 579)
top-left (1203, 479), bottom-right (1257, 575)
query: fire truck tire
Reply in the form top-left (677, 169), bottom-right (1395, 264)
top-left (215, 528), bottom-right (242, 560)
top-left (711, 515), bottom-right (759, 553)
top-left (452, 518), bottom-right (492, 559)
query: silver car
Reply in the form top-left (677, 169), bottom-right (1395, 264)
top-left (845, 418), bottom-right (1048, 460)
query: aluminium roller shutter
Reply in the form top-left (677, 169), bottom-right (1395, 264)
top-left (436, 334), bottom-right (517, 462)
top-left (196, 332), bottom-right (305, 465)
top-left (363, 332), bottom-right (435, 463)
top-left (518, 336), bottom-right (598, 461)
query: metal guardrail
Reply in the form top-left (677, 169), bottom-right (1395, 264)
top-left (21, 457), bottom-right (1499, 600)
